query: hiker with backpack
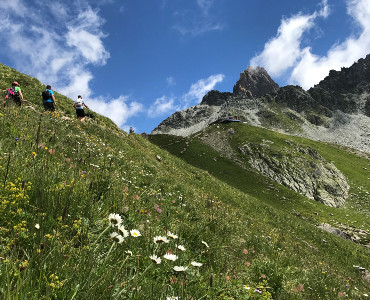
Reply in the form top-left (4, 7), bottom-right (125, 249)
top-left (4, 81), bottom-right (24, 106)
top-left (41, 85), bottom-right (56, 111)
top-left (73, 95), bottom-right (89, 121)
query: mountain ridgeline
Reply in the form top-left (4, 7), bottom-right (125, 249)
top-left (150, 54), bottom-right (370, 209)
top-left (151, 54), bottom-right (370, 154)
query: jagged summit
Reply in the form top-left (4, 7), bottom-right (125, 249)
top-left (151, 54), bottom-right (370, 154)
top-left (233, 66), bottom-right (279, 98)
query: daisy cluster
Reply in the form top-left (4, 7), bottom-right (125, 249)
top-left (108, 213), bottom-right (206, 273)
top-left (108, 213), bottom-right (141, 244)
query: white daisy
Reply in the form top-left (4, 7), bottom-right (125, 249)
top-left (110, 232), bottom-right (124, 243)
top-left (163, 253), bottom-right (178, 261)
top-left (190, 261), bottom-right (203, 267)
top-left (166, 297), bottom-right (178, 300)
top-left (243, 285), bottom-right (250, 290)
top-left (130, 229), bottom-right (141, 237)
top-left (149, 254), bottom-right (162, 264)
top-left (125, 250), bottom-right (133, 256)
top-left (201, 240), bottom-right (209, 248)
top-left (177, 245), bottom-right (186, 251)
top-left (153, 236), bottom-right (169, 244)
top-left (35, 224), bottom-right (40, 230)
top-left (117, 225), bottom-right (129, 238)
top-left (167, 231), bottom-right (178, 239)
top-left (173, 266), bottom-right (188, 272)
top-left (108, 213), bottom-right (122, 226)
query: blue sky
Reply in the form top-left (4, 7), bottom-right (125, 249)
top-left (1, 0), bottom-right (369, 133)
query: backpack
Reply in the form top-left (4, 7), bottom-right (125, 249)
top-left (42, 89), bottom-right (50, 101)
top-left (75, 99), bottom-right (83, 108)
top-left (5, 87), bottom-right (19, 99)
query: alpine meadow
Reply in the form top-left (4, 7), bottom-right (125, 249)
top-left (1, 60), bottom-right (369, 300)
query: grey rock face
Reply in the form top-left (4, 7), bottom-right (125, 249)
top-left (151, 54), bottom-right (370, 154)
top-left (233, 66), bottom-right (279, 98)
top-left (238, 142), bottom-right (350, 207)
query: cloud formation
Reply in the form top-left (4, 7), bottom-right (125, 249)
top-left (251, 0), bottom-right (370, 89)
top-left (173, 0), bottom-right (224, 36)
top-left (182, 74), bottom-right (225, 107)
top-left (149, 74), bottom-right (224, 117)
top-left (0, 0), bottom-right (140, 129)
top-left (148, 96), bottom-right (178, 118)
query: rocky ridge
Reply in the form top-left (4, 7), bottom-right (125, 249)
top-left (151, 54), bottom-right (370, 154)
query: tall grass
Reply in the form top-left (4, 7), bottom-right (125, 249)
top-left (0, 64), bottom-right (369, 299)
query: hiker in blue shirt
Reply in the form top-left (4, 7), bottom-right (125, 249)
top-left (41, 85), bottom-right (56, 111)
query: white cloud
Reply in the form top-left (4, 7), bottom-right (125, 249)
top-left (148, 96), bottom-right (178, 118)
top-left (166, 76), bottom-right (176, 86)
top-left (88, 96), bottom-right (144, 128)
top-left (0, 0), bottom-right (142, 129)
top-left (182, 74), bottom-right (225, 106)
top-left (251, 0), bottom-right (370, 89)
top-left (173, 0), bottom-right (224, 36)
top-left (147, 73), bottom-right (224, 118)
top-left (197, 0), bottom-right (214, 16)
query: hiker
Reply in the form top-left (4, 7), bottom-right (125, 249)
top-left (4, 81), bottom-right (23, 106)
top-left (41, 85), bottom-right (56, 111)
top-left (73, 95), bottom-right (89, 121)
top-left (129, 127), bottom-right (134, 134)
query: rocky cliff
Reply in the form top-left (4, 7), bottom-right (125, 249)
top-left (233, 66), bottom-right (279, 98)
top-left (151, 54), bottom-right (370, 154)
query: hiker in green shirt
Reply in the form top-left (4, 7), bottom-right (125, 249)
top-left (4, 81), bottom-right (24, 106)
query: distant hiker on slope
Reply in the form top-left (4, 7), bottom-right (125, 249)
top-left (4, 81), bottom-right (24, 106)
top-left (41, 85), bottom-right (56, 111)
top-left (73, 95), bottom-right (89, 121)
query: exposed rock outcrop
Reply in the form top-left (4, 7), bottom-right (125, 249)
top-left (238, 141), bottom-right (350, 207)
top-left (233, 66), bottom-right (279, 98)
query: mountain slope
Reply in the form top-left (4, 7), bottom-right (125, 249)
top-left (151, 54), bottom-right (370, 154)
top-left (1, 63), bottom-right (369, 299)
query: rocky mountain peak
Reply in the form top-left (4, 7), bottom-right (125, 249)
top-left (233, 66), bottom-right (279, 98)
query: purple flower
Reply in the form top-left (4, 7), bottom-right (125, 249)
top-left (254, 289), bottom-right (262, 294)
top-left (15, 138), bottom-right (19, 142)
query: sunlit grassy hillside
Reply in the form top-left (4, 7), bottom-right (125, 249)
top-left (1, 63), bottom-right (369, 299)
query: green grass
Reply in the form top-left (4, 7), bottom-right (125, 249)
top-left (1, 63), bottom-right (369, 299)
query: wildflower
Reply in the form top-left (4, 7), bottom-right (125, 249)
top-left (166, 297), bottom-right (178, 300)
top-left (261, 274), bottom-right (266, 279)
top-left (125, 250), bottom-right (133, 256)
top-left (255, 289), bottom-right (262, 294)
top-left (242, 248), bottom-right (248, 254)
top-left (190, 261), bottom-right (202, 267)
top-left (35, 224), bottom-right (40, 230)
top-left (243, 285), bottom-right (250, 290)
top-left (201, 240), bottom-right (209, 248)
top-left (167, 231), bottom-right (178, 239)
top-left (15, 138), bottom-right (19, 142)
top-left (117, 225), bottom-right (129, 238)
top-left (163, 253), bottom-right (178, 261)
top-left (173, 266), bottom-right (188, 272)
top-left (177, 245), bottom-right (186, 251)
top-left (108, 213), bottom-right (122, 226)
top-left (110, 232), bottom-right (124, 243)
top-left (32, 152), bottom-right (37, 157)
top-left (154, 236), bottom-right (169, 244)
top-left (149, 254), bottom-right (162, 264)
top-left (130, 229), bottom-right (141, 237)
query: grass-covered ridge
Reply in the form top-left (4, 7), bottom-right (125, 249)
top-left (1, 63), bottom-right (369, 299)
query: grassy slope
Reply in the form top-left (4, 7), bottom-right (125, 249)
top-left (0, 64), bottom-right (369, 299)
